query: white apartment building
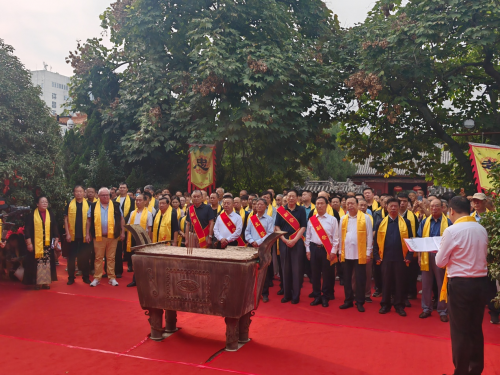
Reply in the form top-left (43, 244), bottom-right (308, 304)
top-left (31, 68), bottom-right (71, 115)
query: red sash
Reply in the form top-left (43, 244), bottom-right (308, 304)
top-left (277, 205), bottom-right (302, 240)
top-left (309, 215), bottom-right (336, 265)
top-left (250, 214), bottom-right (267, 239)
top-left (219, 211), bottom-right (245, 246)
top-left (189, 205), bottom-right (209, 248)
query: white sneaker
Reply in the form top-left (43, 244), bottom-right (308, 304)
top-left (108, 279), bottom-right (119, 286)
top-left (90, 279), bottom-right (100, 287)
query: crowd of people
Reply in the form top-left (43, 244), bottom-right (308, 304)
top-left (0, 183), bottom-right (497, 374)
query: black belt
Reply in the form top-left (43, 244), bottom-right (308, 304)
top-left (311, 243), bottom-right (325, 248)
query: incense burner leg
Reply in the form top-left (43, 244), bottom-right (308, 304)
top-left (164, 310), bottom-right (178, 333)
top-left (147, 308), bottom-right (164, 341)
top-left (238, 312), bottom-right (253, 343)
top-left (224, 317), bottom-right (239, 351)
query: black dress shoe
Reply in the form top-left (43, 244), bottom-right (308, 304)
top-left (408, 293), bottom-right (417, 300)
top-left (372, 291), bottom-right (382, 297)
top-left (308, 292), bottom-right (315, 298)
top-left (379, 307), bottom-right (390, 314)
top-left (127, 267), bottom-right (133, 272)
top-left (357, 304), bottom-right (365, 312)
top-left (405, 299), bottom-right (412, 308)
top-left (339, 302), bottom-right (354, 309)
top-left (262, 295), bottom-right (269, 303)
top-left (67, 280), bottom-right (75, 285)
top-left (365, 297), bottom-right (373, 303)
top-left (440, 315), bottom-right (449, 323)
top-left (281, 297), bottom-right (291, 303)
top-left (310, 297), bottom-right (322, 306)
top-left (396, 308), bottom-right (407, 317)
top-left (41, 285), bottom-right (50, 289)
top-left (127, 281), bottom-right (137, 287)
top-left (82, 278), bottom-right (91, 284)
top-left (291, 299), bottom-right (299, 305)
top-left (419, 311), bottom-right (432, 319)
top-left (116, 274), bottom-right (122, 279)
top-left (102, 274), bottom-right (108, 278)
top-left (277, 289), bottom-right (284, 295)
top-left (321, 297), bottom-right (329, 308)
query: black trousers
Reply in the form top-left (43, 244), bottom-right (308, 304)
top-left (68, 239), bottom-right (91, 281)
top-left (310, 244), bottom-right (334, 299)
top-left (448, 277), bottom-right (488, 375)
top-left (406, 257), bottom-right (419, 297)
top-left (381, 260), bottom-right (406, 309)
top-left (373, 261), bottom-right (383, 292)
top-left (303, 249), bottom-right (312, 282)
top-left (279, 239), bottom-right (305, 302)
top-left (274, 245), bottom-right (283, 290)
top-left (262, 258), bottom-right (275, 297)
top-left (115, 240), bottom-right (124, 276)
top-left (343, 259), bottom-right (366, 305)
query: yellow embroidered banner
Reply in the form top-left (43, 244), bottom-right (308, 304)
top-left (469, 142), bottom-right (500, 192)
top-left (188, 144), bottom-right (216, 192)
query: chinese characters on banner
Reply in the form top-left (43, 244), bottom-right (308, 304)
top-left (469, 142), bottom-right (500, 192)
top-left (187, 144), bottom-right (216, 193)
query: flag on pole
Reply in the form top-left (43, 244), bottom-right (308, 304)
top-left (187, 144), bottom-right (216, 193)
top-left (469, 142), bottom-right (500, 192)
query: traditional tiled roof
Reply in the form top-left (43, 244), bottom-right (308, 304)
top-left (296, 178), bottom-right (370, 194)
top-left (354, 150), bottom-right (452, 176)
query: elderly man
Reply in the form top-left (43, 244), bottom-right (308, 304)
top-left (213, 197), bottom-right (243, 248)
top-left (275, 194), bottom-right (283, 208)
top-left (338, 197), bottom-right (373, 312)
top-left (417, 198), bottom-right (453, 322)
top-left (144, 185), bottom-right (159, 211)
top-left (152, 196), bottom-right (179, 245)
top-left (470, 193), bottom-right (489, 222)
top-left (210, 192), bottom-right (222, 218)
top-left (305, 196), bottom-right (339, 307)
top-left (86, 188), bottom-right (125, 287)
top-left (246, 198), bottom-right (275, 301)
top-left (216, 187), bottom-right (225, 205)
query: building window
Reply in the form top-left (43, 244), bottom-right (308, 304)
top-left (52, 93), bottom-right (57, 99)
top-left (52, 101), bottom-right (57, 108)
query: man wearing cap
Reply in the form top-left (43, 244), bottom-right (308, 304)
top-left (470, 193), bottom-right (489, 222)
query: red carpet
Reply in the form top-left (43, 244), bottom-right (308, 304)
top-left (1, 258), bottom-right (499, 375)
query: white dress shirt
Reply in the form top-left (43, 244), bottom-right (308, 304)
top-left (436, 219), bottom-right (488, 278)
top-left (214, 211), bottom-right (243, 243)
top-left (127, 209), bottom-right (153, 228)
top-left (339, 213), bottom-right (373, 259)
top-left (305, 213), bottom-right (339, 254)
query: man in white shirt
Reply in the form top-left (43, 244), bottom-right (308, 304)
top-left (305, 196), bottom-right (339, 308)
top-left (213, 197), bottom-right (243, 248)
top-left (338, 197), bottom-right (373, 312)
top-left (436, 196), bottom-right (489, 375)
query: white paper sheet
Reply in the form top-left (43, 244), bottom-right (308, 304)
top-left (404, 237), bottom-right (443, 252)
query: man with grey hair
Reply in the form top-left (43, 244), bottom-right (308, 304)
top-left (86, 187), bottom-right (125, 287)
top-left (144, 185), bottom-right (159, 211)
top-left (216, 187), bottom-right (225, 205)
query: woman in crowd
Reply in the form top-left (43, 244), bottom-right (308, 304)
top-left (24, 196), bottom-right (59, 289)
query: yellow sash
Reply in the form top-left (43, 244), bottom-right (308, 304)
top-left (34, 208), bottom-right (50, 259)
top-left (439, 216), bottom-right (476, 302)
top-left (127, 208), bottom-right (149, 252)
top-left (234, 207), bottom-right (246, 217)
top-left (117, 195), bottom-right (132, 218)
top-left (153, 207), bottom-right (172, 243)
top-left (338, 207), bottom-right (345, 217)
top-left (371, 200), bottom-right (379, 211)
top-left (178, 216), bottom-right (187, 247)
top-left (68, 198), bottom-right (89, 242)
top-left (94, 202), bottom-right (115, 241)
top-left (147, 197), bottom-right (155, 213)
top-left (272, 199), bottom-right (277, 207)
top-left (376, 215), bottom-right (409, 261)
top-left (421, 214), bottom-right (448, 271)
top-left (340, 210), bottom-right (367, 264)
top-left (470, 208), bottom-right (489, 218)
top-left (267, 204), bottom-right (274, 217)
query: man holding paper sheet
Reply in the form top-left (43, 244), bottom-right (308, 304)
top-left (436, 196), bottom-right (489, 375)
top-left (417, 199), bottom-right (452, 322)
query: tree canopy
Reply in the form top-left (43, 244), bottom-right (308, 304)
top-left (339, 0), bottom-right (500, 192)
top-left (0, 39), bottom-right (66, 212)
top-left (67, 0), bottom-right (347, 192)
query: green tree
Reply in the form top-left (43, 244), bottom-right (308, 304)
top-left (67, 0), bottom-right (346, 192)
top-left (339, 0), bottom-right (500, 193)
top-left (0, 39), bottom-right (67, 212)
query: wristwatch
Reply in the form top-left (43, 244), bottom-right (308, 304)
top-left (208, 235), bottom-right (213, 238)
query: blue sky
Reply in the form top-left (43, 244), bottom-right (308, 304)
top-left (0, 0), bottom-right (376, 77)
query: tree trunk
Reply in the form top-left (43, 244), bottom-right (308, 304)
top-left (417, 103), bottom-right (475, 183)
